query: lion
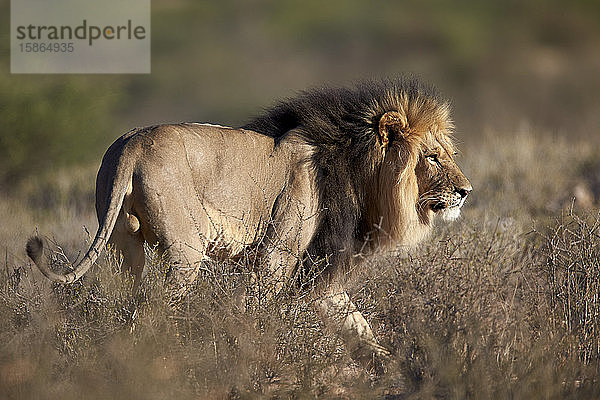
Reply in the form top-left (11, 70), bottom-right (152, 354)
top-left (26, 77), bottom-right (471, 370)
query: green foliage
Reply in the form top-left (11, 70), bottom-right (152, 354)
top-left (0, 75), bottom-right (122, 186)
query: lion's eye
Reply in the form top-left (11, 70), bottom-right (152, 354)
top-left (426, 154), bottom-right (439, 165)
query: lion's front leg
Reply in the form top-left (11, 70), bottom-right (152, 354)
top-left (315, 283), bottom-right (390, 374)
top-left (261, 164), bottom-right (320, 297)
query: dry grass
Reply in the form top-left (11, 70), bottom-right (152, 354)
top-left (1, 132), bottom-right (600, 399)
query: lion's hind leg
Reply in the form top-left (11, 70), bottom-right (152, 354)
top-left (155, 212), bottom-right (210, 299)
top-left (109, 211), bottom-right (146, 289)
top-left (163, 241), bottom-right (207, 297)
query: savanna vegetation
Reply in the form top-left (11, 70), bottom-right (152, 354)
top-left (2, 0), bottom-right (600, 398)
top-left (2, 133), bottom-right (600, 399)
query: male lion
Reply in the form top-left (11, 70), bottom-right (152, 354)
top-left (27, 78), bottom-right (471, 369)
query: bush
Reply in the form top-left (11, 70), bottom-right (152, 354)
top-left (543, 211), bottom-right (600, 365)
top-left (3, 211), bottom-right (600, 399)
top-left (0, 74), bottom-right (122, 188)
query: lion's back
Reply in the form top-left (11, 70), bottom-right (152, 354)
top-left (112, 123), bottom-right (302, 254)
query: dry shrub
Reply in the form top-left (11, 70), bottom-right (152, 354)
top-left (0, 243), bottom-right (362, 399)
top-left (542, 211), bottom-right (600, 365)
top-left (346, 218), bottom-right (542, 398)
top-left (4, 210), bottom-right (600, 399)
top-left (342, 213), bottom-right (600, 399)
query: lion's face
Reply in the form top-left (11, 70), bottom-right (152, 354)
top-left (415, 138), bottom-right (472, 224)
top-left (375, 109), bottom-right (471, 245)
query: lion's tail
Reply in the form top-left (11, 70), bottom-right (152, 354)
top-left (26, 139), bottom-right (139, 284)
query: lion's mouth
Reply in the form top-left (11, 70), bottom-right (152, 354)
top-left (429, 196), bottom-right (465, 219)
top-left (431, 202), bottom-right (460, 212)
top-left (439, 206), bottom-right (461, 221)
top-left (434, 197), bottom-right (466, 221)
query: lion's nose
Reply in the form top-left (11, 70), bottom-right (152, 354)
top-left (456, 185), bottom-right (472, 199)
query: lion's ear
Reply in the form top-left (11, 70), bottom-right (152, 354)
top-left (378, 111), bottom-right (408, 149)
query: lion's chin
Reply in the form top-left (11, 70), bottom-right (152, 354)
top-left (439, 206), bottom-right (461, 222)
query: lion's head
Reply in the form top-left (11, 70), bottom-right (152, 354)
top-left (244, 77), bottom-right (471, 252)
top-left (370, 85), bottom-right (472, 247)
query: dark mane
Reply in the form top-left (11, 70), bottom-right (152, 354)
top-left (242, 77), bottom-right (447, 278)
top-left (242, 76), bottom-right (442, 147)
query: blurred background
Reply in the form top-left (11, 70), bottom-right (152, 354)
top-left (2, 0), bottom-right (600, 188)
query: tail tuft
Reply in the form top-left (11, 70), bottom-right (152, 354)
top-left (26, 236), bottom-right (44, 263)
